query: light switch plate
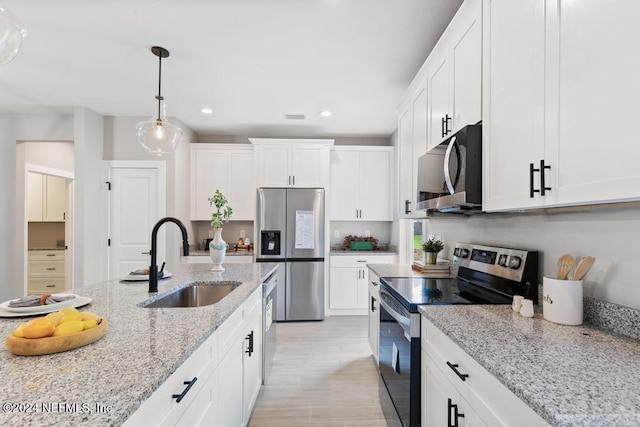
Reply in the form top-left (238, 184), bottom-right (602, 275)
top-left (239, 229), bottom-right (246, 238)
top-left (364, 230), bottom-right (371, 238)
top-left (208, 229), bottom-right (214, 238)
top-left (334, 230), bottom-right (340, 238)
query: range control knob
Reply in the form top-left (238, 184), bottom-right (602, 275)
top-left (498, 254), bottom-right (508, 267)
top-left (508, 256), bottom-right (522, 269)
top-left (461, 249), bottom-right (470, 258)
top-left (454, 248), bottom-right (461, 257)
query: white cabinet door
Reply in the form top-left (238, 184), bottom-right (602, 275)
top-left (27, 172), bottom-right (44, 222)
top-left (229, 151), bottom-right (256, 220)
top-left (242, 303), bottom-right (262, 423)
top-left (367, 269), bottom-right (380, 363)
top-left (330, 149), bottom-right (359, 220)
top-left (329, 267), bottom-right (360, 309)
top-left (290, 145), bottom-right (328, 187)
top-left (450, 0), bottom-right (482, 134)
top-left (217, 335), bottom-right (244, 427)
top-left (175, 369), bottom-right (218, 427)
top-left (358, 150), bottom-right (392, 221)
top-left (397, 105), bottom-right (416, 218)
top-left (427, 47), bottom-right (451, 149)
top-left (424, 350), bottom-right (458, 427)
top-left (258, 145), bottom-right (290, 187)
top-left (191, 149), bottom-right (230, 220)
top-left (482, 0), bottom-right (546, 212)
top-left (44, 175), bottom-right (67, 221)
top-left (191, 145), bottom-right (255, 221)
top-left (412, 85), bottom-right (429, 159)
top-left (545, 0), bottom-right (640, 207)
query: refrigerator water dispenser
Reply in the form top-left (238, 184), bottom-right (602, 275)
top-left (260, 230), bottom-right (281, 256)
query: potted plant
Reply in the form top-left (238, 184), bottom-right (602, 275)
top-left (208, 189), bottom-right (233, 271)
top-left (421, 235), bottom-right (444, 265)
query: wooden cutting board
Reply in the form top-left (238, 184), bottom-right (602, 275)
top-left (5, 319), bottom-right (108, 356)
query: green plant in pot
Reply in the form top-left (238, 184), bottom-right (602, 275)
top-left (421, 235), bottom-right (444, 265)
top-left (207, 189), bottom-right (233, 272)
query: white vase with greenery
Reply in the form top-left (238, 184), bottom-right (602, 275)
top-left (208, 189), bottom-right (233, 272)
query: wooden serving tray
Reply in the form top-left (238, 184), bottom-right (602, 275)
top-left (5, 319), bottom-right (108, 356)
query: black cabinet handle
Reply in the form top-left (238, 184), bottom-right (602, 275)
top-left (448, 398), bottom-right (465, 427)
top-left (441, 116), bottom-right (447, 137)
top-left (540, 159), bottom-right (551, 196)
top-left (371, 296), bottom-right (376, 312)
top-left (529, 162), bottom-right (540, 198)
top-left (445, 114), bottom-right (452, 135)
top-left (246, 331), bottom-right (254, 357)
top-left (446, 361), bottom-right (469, 381)
top-left (404, 199), bottom-right (411, 214)
top-left (172, 377), bottom-right (198, 403)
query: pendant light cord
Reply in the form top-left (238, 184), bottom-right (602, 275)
top-left (156, 53), bottom-right (163, 121)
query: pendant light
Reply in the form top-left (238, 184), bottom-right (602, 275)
top-left (135, 46), bottom-right (183, 156)
top-left (0, 5), bottom-right (27, 65)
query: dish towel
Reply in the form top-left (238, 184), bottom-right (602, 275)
top-left (8, 294), bottom-right (75, 308)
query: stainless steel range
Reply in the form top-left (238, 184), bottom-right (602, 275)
top-left (378, 243), bottom-right (539, 427)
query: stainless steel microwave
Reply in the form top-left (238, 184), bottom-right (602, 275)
top-left (416, 124), bottom-right (482, 213)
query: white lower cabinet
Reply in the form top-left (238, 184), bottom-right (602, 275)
top-left (328, 255), bottom-right (396, 315)
top-left (125, 286), bottom-right (263, 427)
top-left (421, 316), bottom-right (547, 426)
top-left (28, 250), bottom-right (66, 294)
top-left (367, 268), bottom-right (381, 363)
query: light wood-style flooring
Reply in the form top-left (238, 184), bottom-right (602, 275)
top-left (248, 316), bottom-right (388, 427)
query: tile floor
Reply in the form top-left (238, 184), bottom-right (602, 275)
top-left (248, 316), bottom-right (388, 426)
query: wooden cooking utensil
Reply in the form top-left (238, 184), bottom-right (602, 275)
top-left (557, 254), bottom-right (575, 280)
top-left (572, 256), bottom-right (595, 281)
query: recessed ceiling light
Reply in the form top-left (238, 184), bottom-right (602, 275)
top-left (319, 110), bottom-right (332, 117)
top-left (200, 107), bottom-right (213, 114)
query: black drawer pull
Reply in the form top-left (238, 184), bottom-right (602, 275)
top-left (246, 330), bottom-right (254, 356)
top-left (371, 296), bottom-right (376, 312)
top-left (446, 361), bottom-right (469, 381)
top-left (46, 267), bottom-right (56, 271)
top-left (172, 377), bottom-right (197, 403)
top-left (46, 254), bottom-right (56, 257)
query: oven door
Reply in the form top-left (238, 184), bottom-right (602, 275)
top-left (378, 289), bottom-right (421, 426)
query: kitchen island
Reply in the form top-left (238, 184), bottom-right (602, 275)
top-left (420, 305), bottom-right (640, 426)
top-left (0, 262), bottom-right (277, 426)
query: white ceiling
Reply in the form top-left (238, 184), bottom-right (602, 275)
top-left (0, 0), bottom-right (462, 139)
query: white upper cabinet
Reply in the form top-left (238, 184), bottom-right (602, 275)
top-left (28, 172), bottom-right (67, 222)
top-left (330, 146), bottom-right (393, 221)
top-left (427, 0), bottom-right (482, 150)
top-left (396, 0), bottom-right (481, 217)
top-left (484, 0), bottom-right (640, 211)
top-left (482, 0), bottom-right (546, 211)
top-left (251, 139), bottom-right (333, 188)
top-left (190, 144), bottom-right (256, 221)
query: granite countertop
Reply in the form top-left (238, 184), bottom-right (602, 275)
top-left (0, 262), bottom-right (277, 426)
top-left (329, 249), bottom-right (397, 256)
top-left (367, 263), bottom-right (452, 278)
top-left (419, 305), bottom-right (640, 426)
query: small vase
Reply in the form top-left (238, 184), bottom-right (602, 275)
top-left (425, 252), bottom-right (438, 265)
top-left (209, 228), bottom-right (227, 272)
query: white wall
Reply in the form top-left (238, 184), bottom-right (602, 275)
top-left (24, 141), bottom-right (74, 172)
top-left (73, 107), bottom-right (105, 287)
top-left (0, 115), bottom-right (17, 302)
top-left (425, 206), bottom-right (640, 310)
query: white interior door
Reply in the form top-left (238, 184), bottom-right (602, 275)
top-left (108, 164), bottom-right (164, 279)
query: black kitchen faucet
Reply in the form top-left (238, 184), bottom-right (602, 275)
top-left (147, 217), bottom-right (189, 293)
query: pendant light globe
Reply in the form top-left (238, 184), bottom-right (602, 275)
top-left (0, 5), bottom-right (27, 66)
top-left (136, 46), bottom-right (183, 156)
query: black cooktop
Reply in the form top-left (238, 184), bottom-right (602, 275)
top-left (380, 276), bottom-right (512, 312)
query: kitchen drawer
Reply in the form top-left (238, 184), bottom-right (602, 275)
top-left (421, 317), bottom-right (546, 426)
top-left (28, 250), bottom-right (65, 261)
top-left (217, 287), bottom-right (261, 362)
top-left (28, 278), bottom-right (65, 293)
top-left (330, 254), bottom-right (396, 268)
top-left (124, 330), bottom-right (217, 427)
top-left (28, 261), bottom-right (65, 276)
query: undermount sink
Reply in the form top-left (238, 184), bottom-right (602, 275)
top-left (141, 281), bottom-right (241, 308)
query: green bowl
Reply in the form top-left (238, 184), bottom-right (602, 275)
top-left (349, 241), bottom-right (374, 251)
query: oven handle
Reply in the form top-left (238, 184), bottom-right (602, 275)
top-left (379, 292), bottom-right (411, 329)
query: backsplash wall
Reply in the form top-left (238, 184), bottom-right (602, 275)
top-left (425, 206), bottom-right (640, 310)
top-left (330, 221), bottom-right (392, 248)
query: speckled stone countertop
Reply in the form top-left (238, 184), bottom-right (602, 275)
top-left (329, 249), bottom-right (398, 256)
top-left (419, 305), bottom-right (640, 426)
top-left (367, 263), bottom-right (452, 278)
top-left (0, 262), bottom-right (277, 427)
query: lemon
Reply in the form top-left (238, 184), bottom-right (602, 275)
top-left (45, 311), bottom-right (65, 327)
top-left (82, 319), bottom-right (98, 330)
top-left (13, 322), bottom-right (28, 338)
top-left (52, 320), bottom-right (85, 336)
top-left (81, 312), bottom-right (100, 321)
top-left (22, 317), bottom-right (55, 339)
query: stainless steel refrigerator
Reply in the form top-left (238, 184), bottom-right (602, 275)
top-left (256, 188), bottom-right (325, 321)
